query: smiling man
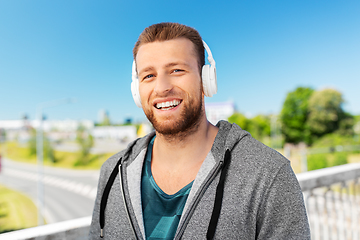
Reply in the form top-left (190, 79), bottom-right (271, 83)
top-left (136, 37), bottom-right (210, 140)
top-left (90, 22), bottom-right (310, 240)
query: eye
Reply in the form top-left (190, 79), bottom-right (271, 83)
top-left (142, 74), bottom-right (155, 81)
top-left (172, 69), bottom-right (184, 73)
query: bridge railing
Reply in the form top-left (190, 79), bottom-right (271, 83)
top-left (1, 163), bottom-right (360, 240)
top-left (297, 163), bottom-right (360, 240)
top-left (0, 216), bottom-right (91, 240)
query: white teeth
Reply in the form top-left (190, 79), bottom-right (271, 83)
top-left (156, 100), bottom-right (180, 109)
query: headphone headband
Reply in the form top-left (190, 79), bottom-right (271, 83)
top-left (202, 40), bottom-right (216, 67)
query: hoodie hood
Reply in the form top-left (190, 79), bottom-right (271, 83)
top-left (211, 120), bottom-right (250, 163)
top-left (126, 120), bottom-right (250, 166)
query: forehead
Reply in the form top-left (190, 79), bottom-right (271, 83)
top-left (135, 38), bottom-right (198, 69)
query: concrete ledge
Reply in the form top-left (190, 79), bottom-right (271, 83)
top-left (297, 163), bottom-right (360, 191)
top-left (0, 216), bottom-right (91, 240)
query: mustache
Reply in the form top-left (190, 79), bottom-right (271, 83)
top-left (150, 89), bottom-right (184, 99)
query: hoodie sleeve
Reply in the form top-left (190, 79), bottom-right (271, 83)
top-left (256, 162), bottom-right (311, 240)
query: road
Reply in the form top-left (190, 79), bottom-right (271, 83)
top-left (0, 158), bottom-right (100, 224)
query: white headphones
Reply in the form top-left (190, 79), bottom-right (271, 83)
top-left (131, 40), bottom-right (217, 108)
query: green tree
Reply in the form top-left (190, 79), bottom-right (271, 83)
top-left (228, 112), bottom-right (250, 130)
top-left (75, 125), bottom-right (94, 166)
top-left (28, 128), bottom-right (37, 157)
top-left (307, 88), bottom-right (351, 140)
top-left (228, 113), bottom-right (271, 142)
top-left (28, 128), bottom-right (57, 163)
top-left (280, 87), bottom-right (314, 144)
top-left (248, 115), bottom-right (271, 141)
top-left (354, 115), bottom-right (360, 141)
top-left (336, 112), bottom-right (354, 136)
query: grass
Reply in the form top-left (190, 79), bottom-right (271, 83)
top-left (0, 142), bottom-right (115, 170)
top-left (0, 185), bottom-right (38, 234)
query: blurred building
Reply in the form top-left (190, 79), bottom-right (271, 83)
top-left (205, 101), bottom-right (236, 125)
top-left (0, 119), bottom-right (32, 142)
top-left (91, 125), bottom-right (137, 143)
top-left (0, 119), bottom-right (93, 142)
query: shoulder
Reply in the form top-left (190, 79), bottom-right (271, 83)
top-left (216, 120), bottom-right (289, 172)
top-left (232, 134), bottom-right (289, 170)
top-left (229, 134), bottom-right (291, 188)
top-left (219, 121), bottom-right (292, 188)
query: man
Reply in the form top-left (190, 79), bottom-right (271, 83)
top-left (90, 22), bottom-right (310, 239)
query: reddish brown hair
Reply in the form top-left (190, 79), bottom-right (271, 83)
top-left (133, 22), bottom-right (205, 72)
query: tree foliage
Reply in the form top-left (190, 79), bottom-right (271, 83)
top-left (228, 112), bottom-right (271, 142)
top-left (75, 125), bottom-right (94, 166)
top-left (280, 87), bottom-right (314, 144)
top-left (248, 115), bottom-right (271, 140)
top-left (307, 88), bottom-right (344, 135)
top-left (228, 113), bottom-right (249, 130)
top-left (354, 115), bottom-right (360, 135)
top-left (27, 128), bottom-right (57, 163)
top-left (307, 88), bottom-right (354, 140)
top-left (280, 87), bottom-right (354, 145)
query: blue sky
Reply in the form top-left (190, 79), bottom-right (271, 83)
top-left (1, 0), bottom-right (359, 123)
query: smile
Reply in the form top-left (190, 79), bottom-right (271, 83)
top-left (155, 100), bottom-right (181, 110)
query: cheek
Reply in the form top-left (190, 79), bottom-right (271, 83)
top-left (139, 85), bottom-right (151, 103)
top-left (181, 75), bottom-right (202, 94)
top-left (190, 80), bottom-right (203, 99)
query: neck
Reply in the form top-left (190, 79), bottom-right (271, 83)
top-left (153, 115), bottom-right (218, 167)
top-left (150, 114), bottom-right (218, 195)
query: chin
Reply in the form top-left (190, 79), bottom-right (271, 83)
top-left (145, 99), bottom-right (203, 136)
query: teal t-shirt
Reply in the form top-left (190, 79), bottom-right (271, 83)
top-left (141, 136), bottom-right (193, 240)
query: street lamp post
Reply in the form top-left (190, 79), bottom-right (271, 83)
top-left (36, 98), bottom-right (75, 225)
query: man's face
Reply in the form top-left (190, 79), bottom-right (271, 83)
top-left (136, 38), bottom-right (204, 135)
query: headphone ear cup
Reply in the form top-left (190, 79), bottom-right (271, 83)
top-left (131, 76), bottom-right (142, 108)
top-left (202, 64), bottom-right (211, 97)
top-left (209, 64), bottom-right (217, 96)
top-left (202, 40), bottom-right (217, 97)
top-left (131, 61), bottom-right (142, 108)
top-left (202, 64), bottom-right (218, 97)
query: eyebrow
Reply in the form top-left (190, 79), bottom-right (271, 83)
top-left (138, 67), bottom-right (154, 76)
top-left (165, 62), bottom-right (190, 68)
top-left (138, 62), bottom-right (190, 76)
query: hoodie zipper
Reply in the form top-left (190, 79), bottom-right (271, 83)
top-left (174, 160), bottom-right (224, 240)
top-left (119, 163), bottom-right (140, 240)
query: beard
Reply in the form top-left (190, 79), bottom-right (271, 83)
top-left (143, 89), bottom-right (204, 137)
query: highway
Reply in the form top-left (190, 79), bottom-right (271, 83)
top-left (0, 158), bottom-right (100, 224)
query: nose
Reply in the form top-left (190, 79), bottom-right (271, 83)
top-left (154, 73), bottom-right (173, 95)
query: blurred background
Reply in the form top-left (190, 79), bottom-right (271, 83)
top-left (0, 0), bottom-right (359, 237)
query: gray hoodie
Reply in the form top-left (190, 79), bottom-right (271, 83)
top-left (89, 121), bottom-right (310, 239)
